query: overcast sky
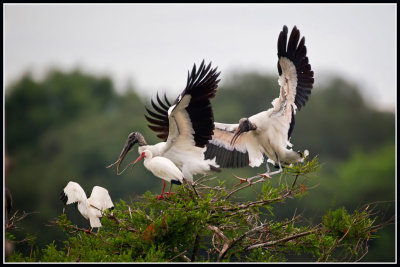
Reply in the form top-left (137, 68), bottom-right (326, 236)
top-left (4, 3), bottom-right (396, 112)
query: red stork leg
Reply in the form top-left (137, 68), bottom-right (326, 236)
top-left (86, 219), bottom-right (92, 234)
top-left (157, 180), bottom-right (166, 200)
top-left (165, 183), bottom-right (174, 197)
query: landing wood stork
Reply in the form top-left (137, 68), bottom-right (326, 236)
top-left (60, 181), bottom-right (114, 232)
top-left (204, 25), bottom-right (313, 175)
top-left (132, 150), bottom-right (184, 200)
top-left (108, 60), bottom-right (221, 184)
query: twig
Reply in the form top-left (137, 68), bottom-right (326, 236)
top-left (290, 174), bottom-right (300, 191)
top-left (221, 192), bottom-right (290, 213)
top-left (169, 249), bottom-right (189, 262)
top-left (108, 214), bottom-right (138, 233)
top-left (208, 225), bottom-right (230, 262)
top-left (191, 234), bottom-right (201, 262)
top-left (6, 210), bottom-right (37, 231)
top-left (246, 229), bottom-right (318, 251)
top-left (48, 220), bottom-right (96, 235)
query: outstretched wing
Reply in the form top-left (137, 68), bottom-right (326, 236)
top-left (88, 186), bottom-right (114, 211)
top-left (60, 181), bottom-right (87, 205)
top-left (274, 25), bottom-right (314, 138)
top-left (145, 60), bottom-right (221, 149)
top-left (204, 122), bottom-right (264, 168)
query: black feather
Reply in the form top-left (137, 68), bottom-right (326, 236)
top-left (277, 25), bottom-right (314, 111)
top-left (60, 190), bottom-right (68, 205)
top-left (204, 142), bottom-right (250, 168)
top-left (171, 180), bottom-right (182, 185)
top-left (288, 106), bottom-right (295, 139)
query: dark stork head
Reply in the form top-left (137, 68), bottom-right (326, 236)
top-left (230, 118), bottom-right (257, 146)
top-left (107, 132), bottom-right (147, 174)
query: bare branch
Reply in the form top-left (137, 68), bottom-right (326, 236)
top-left (246, 229), bottom-right (318, 251)
top-left (170, 248), bottom-right (190, 262)
top-left (47, 220), bottom-right (96, 235)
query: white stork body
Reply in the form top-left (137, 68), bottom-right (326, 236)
top-left (109, 61), bottom-right (221, 183)
top-left (60, 181), bottom-right (114, 229)
top-left (204, 25), bottom-right (313, 170)
top-left (131, 150), bottom-right (185, 200)
top-left (137, 142), bottom-right (216, 182)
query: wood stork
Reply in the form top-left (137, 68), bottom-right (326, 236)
top-left (60, 181), bottom-right (114, 232)
top-left (131, 150), bottom-right (185, 200)
top-left (107, 60), bottom-right (221, 184)
top-left (204, 25), bottom-right (313, 176)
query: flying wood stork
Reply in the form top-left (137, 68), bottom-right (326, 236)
top-left (60, 181), bottom-right (114, 232)
top-left (108, 60), bottom-right (221, 184)
top-left (204, 25), bottom-right (313, 176)
top-left (132, 150), bottom-right (185, 200)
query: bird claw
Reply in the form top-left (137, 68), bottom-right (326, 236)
top-left (164, 192), bottom-right (174, 199)
top-left (156, 194), bottom-right (164, 200)
top-left (233, 174), bottom-right (251, 187)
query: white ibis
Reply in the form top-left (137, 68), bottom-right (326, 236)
top-left (204, 25), bottom-right (313, 176)
top-left (60, 181), bottom-right (114, 232)
top-left (108, 60), bottom-right (221, 184)
top-left (132, 150), bottom-right (184, 200)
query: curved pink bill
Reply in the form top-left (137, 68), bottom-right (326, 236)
top-left (132, 154), bottom-right (145, 166)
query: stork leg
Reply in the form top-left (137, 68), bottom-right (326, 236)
top-left (165, 183), bottom-right (174, 196)
top-left (258, 152), bottom-right (283, 179)
top-left (267, 152), bottom-right (283, 176)
top-left (264, 154), bottom-right (271, 173)
top-left (157, 180), bottom-right (166, 200)
top-left (86, 219), bottom-right (92, 234)
top-left (190, 181), bottom-right (199, 198)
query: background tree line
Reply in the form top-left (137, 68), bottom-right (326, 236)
top-left (4, 68), bottom-right (395, 261)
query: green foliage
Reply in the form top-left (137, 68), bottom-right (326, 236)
top-left (5, 70), bottom-right (117, 154)
top-left (7, 159), bottom-right (386, 262)
top-left (322, 207), bottom-right (376, 241)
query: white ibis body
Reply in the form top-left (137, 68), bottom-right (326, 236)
top-left (108, 60), bottom-right (221, 183)
top-left (60, 181), bottom-right (114, 231)
top-left (204, 25), bottom-right (313, 173)
top-left (132, 150), bottom-right (184, 200)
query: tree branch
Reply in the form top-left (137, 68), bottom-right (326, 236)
top-left (246, 229), bottom-right (318, 251)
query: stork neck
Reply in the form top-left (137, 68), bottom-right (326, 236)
top-left (138, 142), bottom-right (165, 157)
top-left (138, 140), bottom-right (147, 146)
top-left (136, 133), bottom-right (147, 146)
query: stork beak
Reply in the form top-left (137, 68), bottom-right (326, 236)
top-left (230, 127), bottom-right (243, 146)
top-left (230, 119), bottom-right (257, 146)
top-left (106, 135), bottom-right (137, 174)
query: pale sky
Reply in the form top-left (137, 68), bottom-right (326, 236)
top-left (4, 3), bottom-right (397, 112)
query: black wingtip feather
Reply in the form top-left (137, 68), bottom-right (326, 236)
top-left (204, 143), bottom-right (250, 169)
top-left (145, 94), bottom-right (172, 141)
top-left (171, 180), bottom-right (182, 185)
top-left (277, 25), bottom-right (314, 110)
top-left (60, 190), bottom-right (68, 205)
top-left (145, 61), bottom-right (220, 147)
top-left (175, 61), bottom-right (221, 148)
